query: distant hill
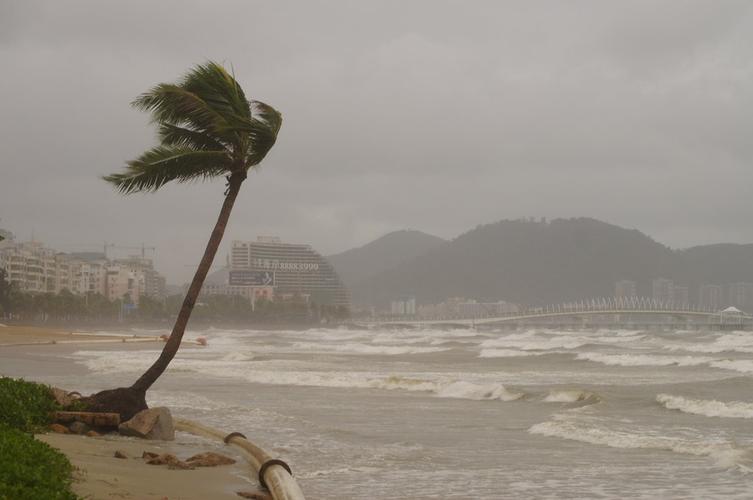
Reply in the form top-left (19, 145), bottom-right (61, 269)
top-left (351, 218), bottom-right (689, 306)
top-left (327, 230), bottom-right (446, 289)
top-left (679, 243), bottom-right (753, 289)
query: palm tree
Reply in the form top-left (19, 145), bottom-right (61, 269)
top-left (88, 62), bottom-right (282, 419)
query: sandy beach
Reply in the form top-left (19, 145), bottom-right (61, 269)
top-left (38, 433), bottom-right (255, 499)
top-left (0, 324), bottom-right (166, 346)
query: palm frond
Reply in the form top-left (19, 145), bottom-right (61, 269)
top-left (158, 124), bottom-right (227, 151)
top-left (245, 100), bottom-right (283, 166)
top-left (132, 84), bottom-right (233, 138)
top-left (180, 62), bottom-right (252, 123)
top-left (103, 147), bottom-right (232, 194)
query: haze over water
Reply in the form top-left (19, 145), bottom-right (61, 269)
top-left (7, 325), bottom-right (753, 499)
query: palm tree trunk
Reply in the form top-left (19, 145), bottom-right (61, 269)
top-left (131, 172), bottom-right (246, 393)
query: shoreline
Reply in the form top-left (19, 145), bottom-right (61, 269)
top-left (0, 325), bottom-right (205, 347)
top-left (0, 335), bottom-right (265, 499)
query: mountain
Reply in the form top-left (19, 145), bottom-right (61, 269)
top-left (327, 230), bottom-right (446, 289)
top-left (679, 243), bottom-right (753, 289)
top-left (351, 218), bottom-right (687, 306)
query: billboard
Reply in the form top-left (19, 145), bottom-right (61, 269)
top-left (228, 270), bottom-right (275, 287)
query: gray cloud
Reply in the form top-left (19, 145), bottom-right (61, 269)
top-left (1, 1), bottom-right (752, 283)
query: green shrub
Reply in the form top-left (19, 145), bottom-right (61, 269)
top-left (0, 377), bottom-right (60, 432)
top-left (0, 424), bottom-right (78, 500)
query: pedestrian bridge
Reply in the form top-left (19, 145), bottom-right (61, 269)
top-left (367, 297), bottom-right (751, 327)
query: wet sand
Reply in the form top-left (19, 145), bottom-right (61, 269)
top-left (38, 433), bottom-right (256, 499)
top-left (0, 324), bottom-right (169, 346)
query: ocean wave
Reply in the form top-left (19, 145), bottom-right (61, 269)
top-left (529, 415), bottom-right (752, 468)
top-left (478, 348), bottom-right (544, 358)
top-left (709, 360), bottom-right (753, 374)
top-left (576, 352), bottom-right (714, 367)
top-left (480, 337), bottom-right (588, 351)
top-left (657, 394), bottom-right (753, 419)
top-left (433, 381), bottom-right (524, 401)
top-left (290, 342), bottom-right (450, 355)
top-left (667, 332), bottom-right (753, 355)
top-left (543, 390), bottom-right (599, 403)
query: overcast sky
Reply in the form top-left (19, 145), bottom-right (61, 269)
top-left (1, 1), bottom-right (752, 283)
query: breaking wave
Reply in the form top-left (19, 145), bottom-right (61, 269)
top-left (543, 390), bottom-right (599, 404)
top-left (478, 348), bottom-right (544, 358)
top-left (529, 413), bottom-right (752, 468)
top-left (576, 352), bottom-right (714, 367)
top-left (290, 342), bottom-right (450, 355)
top-left (657, 394), bottom-right (753, 419)
top-left (709, 360), bottom-right (753, 374)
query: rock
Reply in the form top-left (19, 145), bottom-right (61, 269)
top-left (118, 407), bottom-right (174, 440)
top-left (49, 423), bottom-right (69, 434)
top-left (236, 491), bottom-right (272, 500)
top-left (114, 450), bottom-right (128, 459)
top-left (85, 430), bottom-right (101, 437)
top-left (143, 452), bottom-right (193, 470)
top-left (185, 452), bottom-right (236, 467)
top-left (68, 421), bottom-right (90, 435)
top-left (50, 387), bottom-right (74, 407)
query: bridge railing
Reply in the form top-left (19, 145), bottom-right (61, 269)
top-left (373, 296), bottom-right (719, 322)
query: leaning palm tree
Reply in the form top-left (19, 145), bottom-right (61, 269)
top-left (88, 62), bottom-right (281, 419)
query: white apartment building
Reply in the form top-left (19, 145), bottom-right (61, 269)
top-left (0, 236), bottom-right (166, 304)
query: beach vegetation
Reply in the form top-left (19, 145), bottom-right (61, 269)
top-left (93, 61), bottom-right (282, 419)
top-left (0, 377), bottom-right (60, 432)
top-left (0, 377), bottom-right (78, 500)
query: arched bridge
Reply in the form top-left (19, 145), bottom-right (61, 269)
top-left (368, 296), bottom-right (751, 327)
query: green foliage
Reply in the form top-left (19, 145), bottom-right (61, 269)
top-left (0, 424), bottom-right (78, 500)
top-left (104, 61), bottom-right (282, 194)
top-left (0, 379), bottom-right (78, 499)
top-left (0, 378), bottom-right (60, 432)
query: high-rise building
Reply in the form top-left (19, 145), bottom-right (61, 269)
top-left (728, 282), bottom-right (753, 312)
top-left (698, 284), bottom-right (723, 311)
top-left (615, 280), bottom-right (637, 298)
top-left (229, 238), bottom-right (350, 308)
top-left (673, 286), bottom-right (689, 308)
top-left (390, 296), bottom-right (416, 316)
top-left (652, 278), bottom-right (674, 306)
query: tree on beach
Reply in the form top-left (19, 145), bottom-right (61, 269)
top-left (90, 62), bottom-right (282, 419)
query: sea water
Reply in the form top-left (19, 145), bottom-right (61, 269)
top-left (12, 326), bottom-right (753, 498)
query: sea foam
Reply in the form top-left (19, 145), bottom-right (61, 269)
top-left (576, 352), bottom-right (714, 367)
top-left (529, 414), bottom-right (752, 468)
top-left (543, 390), bottom-right (599, 403)
top-left (657, 394), bottom-right (753, 419)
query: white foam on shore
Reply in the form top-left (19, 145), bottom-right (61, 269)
top-left (657, 394), bottom-right (753, 419)
top-left (529, 414), bottom-right (752, 468)
top-left (576, 352), bottom-right (714, 367)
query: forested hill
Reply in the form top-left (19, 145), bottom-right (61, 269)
top-left (338, 218), bottom-right (753, 307)
top-left (327, 230), bottom-right (446, 289)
